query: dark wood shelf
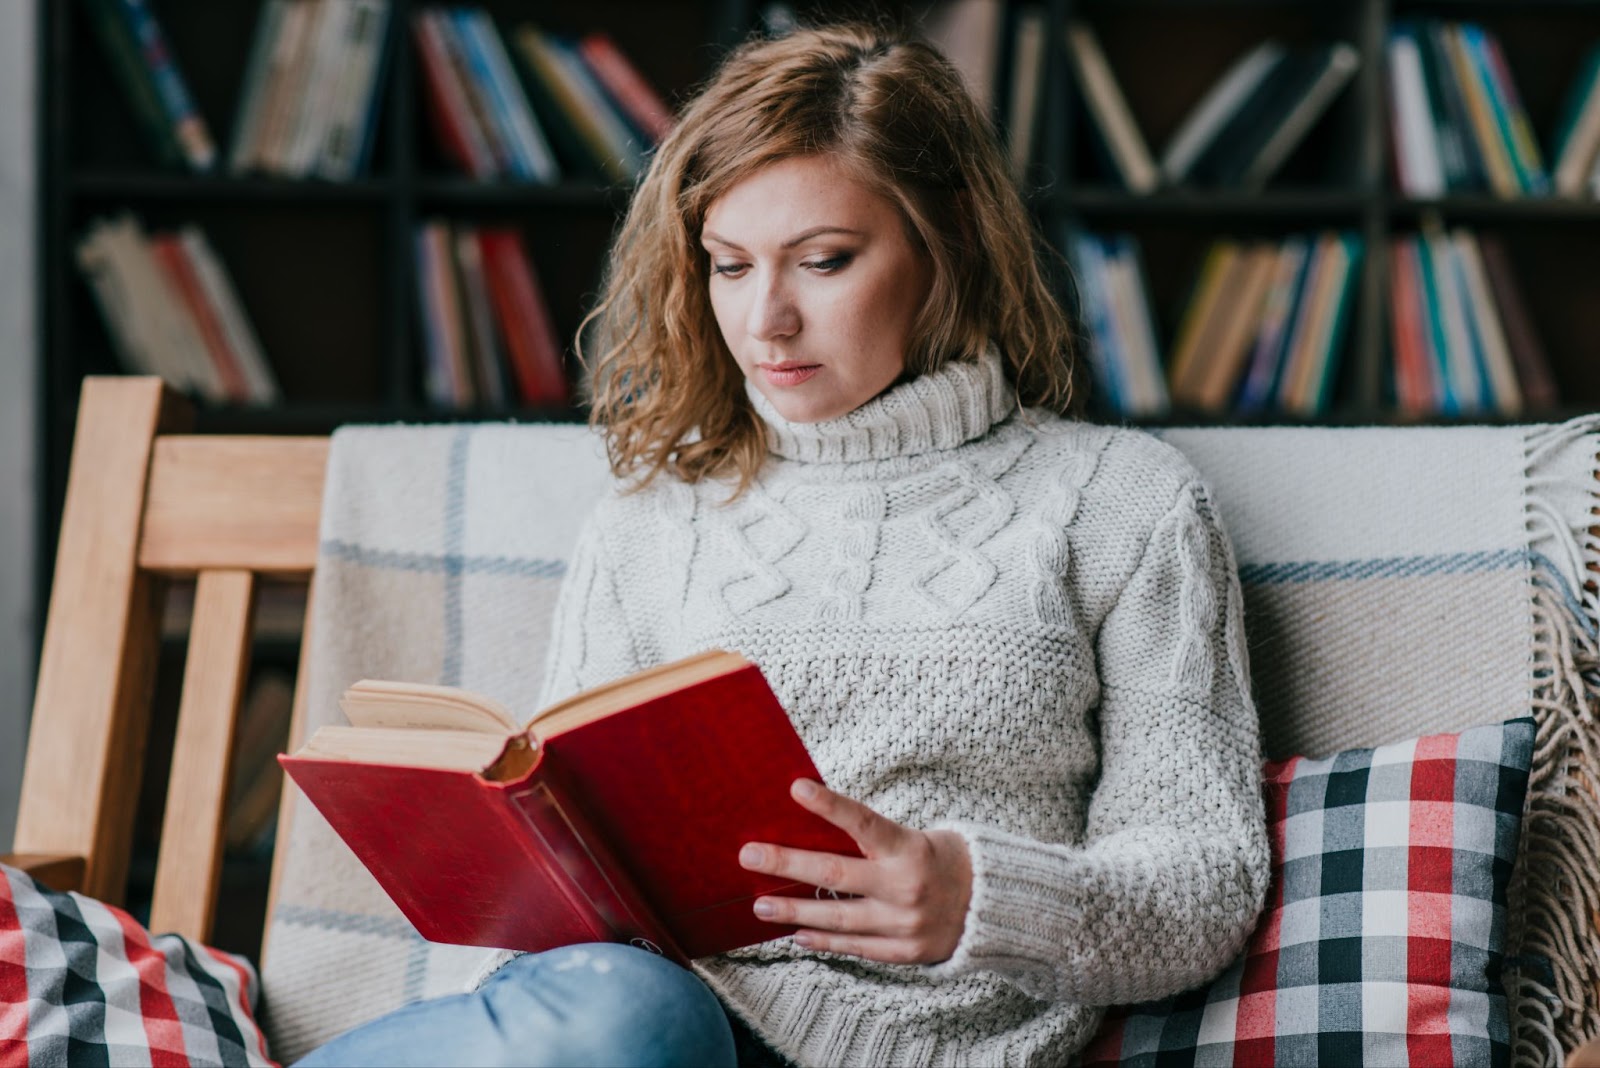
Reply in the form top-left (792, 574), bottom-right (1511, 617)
top-left (414, 177), bottom-right (628, 209)
top-left (1387, 195), bottom-right (1600, 222)
top-left (1063, 187), bottom-right (1370, 219)
top-left (69, 172), bottom-right (395, 203)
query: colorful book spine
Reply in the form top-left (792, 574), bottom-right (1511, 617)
top-left (113, 0), bottom-right (216, 172)
top-left (1236, 237), bottom-right (1310, 415)
top-left (457, 9), bottom-right (559, 183)
top-left (81, 0), bottom-right (183, 168)
top-left (413, 12), bottom-right (497, 178)
top-left (577, 32), bottom-right (676, 144)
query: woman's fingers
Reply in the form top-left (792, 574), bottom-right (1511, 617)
top-left (739, 841), bottom-right (873, 896)
top-left (787, 778), bottom-right (914, 858)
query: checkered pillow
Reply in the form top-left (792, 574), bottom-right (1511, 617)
top-left (1080, 717), bottom-right (1534, 1068)
top-left (0, 863), bottom-right (276, 1066)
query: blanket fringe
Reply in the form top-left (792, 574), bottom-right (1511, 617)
top-left (1513, 416), bottom-right (1600, 1067)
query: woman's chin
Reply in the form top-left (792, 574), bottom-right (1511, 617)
top-left (751, 385), bottom-right (852, 425)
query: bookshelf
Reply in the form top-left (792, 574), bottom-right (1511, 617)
top-left (36, 0), bottom-right (1600, 954)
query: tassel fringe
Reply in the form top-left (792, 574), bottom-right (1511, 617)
top-left (1511, 417), bottom-right (1600, 1067)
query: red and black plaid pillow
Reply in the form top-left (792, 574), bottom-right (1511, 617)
top-left (0, 863), bottom-right (276, 1066)
top-left (1081, 717), bottom-right (1534, 1068)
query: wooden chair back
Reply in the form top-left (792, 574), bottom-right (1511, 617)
top-left (3, 376), bottom-right (326, 952)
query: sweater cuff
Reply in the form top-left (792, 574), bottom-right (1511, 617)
top-left (921, 820), bottom-right (1072, 997)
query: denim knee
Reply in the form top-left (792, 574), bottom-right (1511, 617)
top-left (481, 943), bottom-right (736, 1067)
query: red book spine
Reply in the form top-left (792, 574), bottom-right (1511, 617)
top-left (478, 228), bottom-right (570, 406)
top-left (412, 14), bottom-right (494, 178)
top-left (576, 33), bottom-right (675, 143)
top-left (150, 235), bottom-right (249, 402)
top-left (1389, 240), bottom-right (1425, 416)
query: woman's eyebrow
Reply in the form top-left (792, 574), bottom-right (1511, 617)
top-left (701, 226), bottom-right (865, 251)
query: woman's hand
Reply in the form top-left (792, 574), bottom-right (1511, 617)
top-left (739, 778), bottom-right (972, 965)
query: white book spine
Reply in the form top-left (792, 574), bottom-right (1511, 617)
top-left (1449, 230), bottom-right (1522, 416)
top-left (1065, 21), bottom-right (1158, 194)
top-left (76, 223), bottom-right (165, 380)
top-left (1388, 36), bottom-right (1445, 198)
top-left (106, 216), bottom-right (225, 400)
top-left (317, 0), bottom-right (389, 180)
top-left (1422, 223), bottom-right (1481, 412)
top-left (1242, 44), bottom-right (1360, 190)
top-left (228, 0), bottom-right (290, 175)
top-left (286, 0), bottom-right (352, 178)
top-left (1006, 9), bottom-right (1046, 180)
top-left (1160, 41), bottom-right (1284, 183)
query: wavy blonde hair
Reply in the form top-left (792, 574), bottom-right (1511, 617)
top-left (579, 21), bottom-right (1080, 491)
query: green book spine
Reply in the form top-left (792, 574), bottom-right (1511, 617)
top-left (80, 0), bottom-right (182, 168)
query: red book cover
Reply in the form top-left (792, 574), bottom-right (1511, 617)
top-left (150, 234), bottom-right (250, 402)
top-left (478, 228), bottom-right (570, 406)
top-left (576, 33), bottom-right (675, 143)
top-left (280, 655), bottom-right (859, 962)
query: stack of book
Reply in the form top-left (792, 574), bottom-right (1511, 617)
top-left (1550, 42), bottom-right (1600, 199)
top-left (1167, 232), bottom-right (1363, 417)
top-left (414, 221), bottom-right (570, 410)
top-left (229, 0), bottom-right (393, 180)
top-left (81, 0), bottom-right (216, 173)
top-left (1388, 222), bottom-right (1557, 418)
top-left (1063, 26), bottom-right (1360, 191)
top-left (1064, 230), bottom-right (1168, 418)
top-left (413, 7), bottom-right (673, 184)
top-left (76, 214), bottom-right (281, 406)
top-left (1387, 20), bottom-right (1547, 198)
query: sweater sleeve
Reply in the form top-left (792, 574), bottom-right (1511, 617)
top-left (536, 512), bottom-right (644, 709)
top-left (924, 479), bottom-right (1270, 1006)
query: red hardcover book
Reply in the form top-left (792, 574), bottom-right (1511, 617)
top-left (477, 227), bottom-right (570, 406)
top-left (576, 33), bottom-right (676, 143)
top-left (150, 233), bottom-right (250, 403)
top-left (279, 650), bottom-right (859, 964)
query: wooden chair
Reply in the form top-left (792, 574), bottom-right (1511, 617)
top-left (5, 375), bottom-right (1599, 1067)
top-left (2, 376), bottom-right (324, 948)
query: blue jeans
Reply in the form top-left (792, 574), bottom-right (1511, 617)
top-left (292, 943), bottom-right (738, 1067)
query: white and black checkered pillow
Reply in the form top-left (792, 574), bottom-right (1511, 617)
top-left (1082, 717), bottom-right (1534, 1068)
top-left (0, 863), bottom-right (276, 1066)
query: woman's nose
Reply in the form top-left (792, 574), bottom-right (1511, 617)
top-left (747, 273), bottom-right (800, 341)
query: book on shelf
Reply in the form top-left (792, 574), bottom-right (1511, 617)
top-left (1552, 42), bottom-right (1600, 198)
top-left (917, 0), bottom-right (1004, 118)
top-left (1388, 20), bottom-right (1547, 198)
top-left (278, 650), bottom-right (859, 963)
top-left (1160, 40), bottom-right (1284, 187)
top-left (1065, 229), bottom-right (1168, 419)
top-left (1064, 20), bottom-right (1158, 194)
top-left (414, 221), bottom-right (569, 409)
top-left (81, 0), bottom-right (215, 172)
top-left (1184, 42), bottom-right (1358, 190)
top-left (76, 214), bottom-right (280, 406)
top-left (1388, 223), bottom-right (1554, 418)
top-left (1003, 6), bottom-right (1047, 181)
top-left (513, 26), bottom-right (647, 184)
top-left (1164, 232), bottom-right (1361, 418)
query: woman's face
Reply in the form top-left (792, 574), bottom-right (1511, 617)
top-left (701, 154), bottom-right (933, 424)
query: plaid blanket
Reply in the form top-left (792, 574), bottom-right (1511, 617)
top-left (1, 863), bottom-right (274, 1067)
top-left (259, 418), bottom-right (1600, 1066)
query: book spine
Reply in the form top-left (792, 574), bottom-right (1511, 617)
top-left (317, 0), bottom-right (391, 181)
top-left (414, 223), bottom-right (456, 407)
top-left (412, 12), bottom-right (497, 178)
top-left (1115, 236), bottom-right (1170, 417)
top-left (1418, 21), bottom-right (1482, 193)
top-left (480, 228), bottom-right (570, 406)
top-left (1477, 235), bottom-right (1559, 412)
top-left (1442, 23), bottom-right (1517, 198)
top-left (1474, 26), bottom-right (1547, 194)
top-left (179, 227), bottom-right (280, 405)
top-left (432, 11), bottom-right (513, 177)
top-left (228, 0), bottom-right (289, 175)
top-left (542, 33), bottom-right (646, 181)
top-left (1410, 230), bottom-right (1458, 415)
top-left (1065, 231), bottom-right (1124, 414)
top-left (1388, 30), bottom-right (1445, 198)
top-left (150, 234), bottom-right (250, 404)
top-left (576, 32), bottom-right (676, 144)
top-left (449, 8), bottom-right (531, 181)
top-left (82, 0), bottom-right (183, 169)
top-left (453, 228), bottom-right (510, 408)
top-left (463, 10), bottom-right (560, 184)
top-left (1305, 234), bottom-right (1363, 414)
top-left (1161, 41), bottom-right (1283, 184)
top-left (1064, 21), bottom-right (1158, 193)
top-left (1241, 44), bottom-right (1360, 191)
top-left (1237, 237), bottom-right (1309, 414)
top-left (501, 763), bottom-right (687, 965)
top-left (112, 0), bottom-right (216, 172)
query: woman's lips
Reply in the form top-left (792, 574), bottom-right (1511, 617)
top-left (760, 364), bottom-right (822, 387)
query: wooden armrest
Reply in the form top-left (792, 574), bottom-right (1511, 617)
top-left (0, 853), bottom-right (87, 893)
top-left (1572, 1035), bottom-right (1600, 1068)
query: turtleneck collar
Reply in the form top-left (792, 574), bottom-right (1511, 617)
top-left (745, 349), bottom-right (1016, 464)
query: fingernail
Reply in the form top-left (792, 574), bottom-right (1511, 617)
top-left (793, 779), bottom-right (818, 800)
top-left (753, 899), bottom-right (776, 919)
top-left (793, 932), bottom-right (814, 948)
top-left (740, 844), bottom-right (766, 868)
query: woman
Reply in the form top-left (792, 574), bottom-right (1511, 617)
top-left (297, 21), bottom-right (1269, 1068)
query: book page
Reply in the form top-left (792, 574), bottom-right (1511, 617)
top-left (299, 724), bottom-right (526, 771)
top-left (528, 649), bottom-right (747, 738)
top-left (341, 679), bottom-right (522, 733)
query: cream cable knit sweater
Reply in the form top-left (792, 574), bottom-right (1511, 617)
top-left (531, 351), bottom-right (1270, 1066)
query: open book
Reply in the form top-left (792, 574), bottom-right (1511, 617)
top-left (279, 650), bottom-right (858, 964)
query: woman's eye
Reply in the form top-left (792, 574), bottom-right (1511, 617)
top-left (711, 262), bottom-right (748, 278)
top-left (803, 254), bottom-right (852, 273)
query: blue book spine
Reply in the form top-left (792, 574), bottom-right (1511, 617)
top-left (1447, 236), bottom-right (1497, 410)
top-left (1237, 236), bottom-right (1310, 414)
top-left (1307, 233), bottom-right (1364, 414)
top-left (450, 8), bottom-right (530, 181)
top-left (113, 0), bottom-right (215, 171)
top-left (1411, 234), bottom-right (1459, 415)
top-left (351, 2), bottom-right (394, 177)
top-left (1074, 233), bottom-right (1128, 415)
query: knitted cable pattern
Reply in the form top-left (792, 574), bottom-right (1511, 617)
top-left (551, 351), bottom-right (1268, 1067)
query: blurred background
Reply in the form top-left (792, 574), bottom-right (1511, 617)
top-left (9, 0), bottom-right (1600, 959)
